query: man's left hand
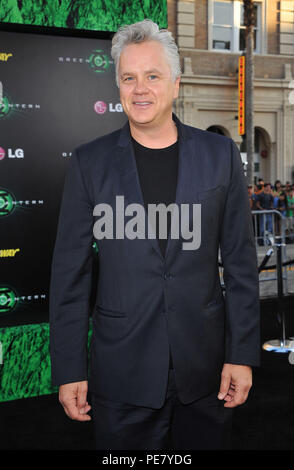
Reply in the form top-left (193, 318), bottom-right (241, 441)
top-left (218, 363), bottom-right (252, 408)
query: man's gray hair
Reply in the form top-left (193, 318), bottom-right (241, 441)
top-left (111, 19), bottom-right (181, 87)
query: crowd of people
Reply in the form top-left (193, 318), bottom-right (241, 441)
top-left (248, 178), bottom-right (294, 240)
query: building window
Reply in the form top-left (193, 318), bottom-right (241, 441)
top-left (212, 1), bottom-right (234, 50)
top-left (207, 125), bottom-right (227, 136)
top-left (210, 0), bottom-right (261, 53)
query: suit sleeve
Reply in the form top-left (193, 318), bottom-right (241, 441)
top-left (220, 139), bottom-right (260, 367)
top-left (49, 148), bottom-right (94, 386)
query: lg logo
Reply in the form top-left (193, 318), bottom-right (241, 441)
top-left (109, 103), bottom-right (123, 112)
top-left (94, 101), bottom-right (107, 114)
top-left (0, 147), bottom-right (24, 160)
top-left (94, 101), bottom-right (123, 115)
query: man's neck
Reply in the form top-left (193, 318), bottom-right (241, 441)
top-left (129, 118), bottom-right (178, 149)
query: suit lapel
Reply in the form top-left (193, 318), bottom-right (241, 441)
top-left (165, 115), bottom-right (195, 259)
top-left (115, 121), bottom-right (163, 259)
top-left (114, 115), bottom-right (196, 260)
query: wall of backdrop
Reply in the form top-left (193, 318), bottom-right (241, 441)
top-left (0, 0), bottom-right (167, 402)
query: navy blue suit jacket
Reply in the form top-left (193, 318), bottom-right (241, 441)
top-left (49, 114), bottom-right (260, 408)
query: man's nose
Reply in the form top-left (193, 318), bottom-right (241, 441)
top-left (134, 78), bottom-right (148, 93)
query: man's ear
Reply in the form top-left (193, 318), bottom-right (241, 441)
top-left (174, 76), bottom-right (181, 99)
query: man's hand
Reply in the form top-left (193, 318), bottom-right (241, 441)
top-left (218, 363), bottom-right (252, 408)
top-left (59, 381), bottom-right (91, 421)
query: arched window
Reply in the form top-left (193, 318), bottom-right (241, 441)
top-left (206, 125), bottom-right (230, 137)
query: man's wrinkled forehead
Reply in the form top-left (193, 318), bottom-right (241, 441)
top-left (118, 41), bottom-right (172, 76)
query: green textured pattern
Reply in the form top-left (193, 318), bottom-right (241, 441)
top-left (0, 322), bottom-right (92, 402)
top-left (0, 0), bottom-right (167, 31)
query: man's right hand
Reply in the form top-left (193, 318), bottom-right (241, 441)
top-left (59, 381), bottom-right (91, 421)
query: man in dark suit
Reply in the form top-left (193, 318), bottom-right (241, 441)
top-left (49, 19), bottom-right (260, 450)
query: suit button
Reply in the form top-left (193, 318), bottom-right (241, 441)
top-left (163, 272), bottom-right (172, 280)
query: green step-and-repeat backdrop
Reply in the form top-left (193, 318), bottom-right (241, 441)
top-left (0, 0), bottom-right (167, 402)
top-left (0, 0), bottom-right (167, 31)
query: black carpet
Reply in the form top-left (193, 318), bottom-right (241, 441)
top-left (1, 296), bottom-right (294, 452)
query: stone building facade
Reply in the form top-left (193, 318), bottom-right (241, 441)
top-left (167, 0), bottom-right (294, 184)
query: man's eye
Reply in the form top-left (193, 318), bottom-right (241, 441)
top-left (124, 77), bottom-right (133, 81)
top-left (149, 75), bottom-right (157, 80)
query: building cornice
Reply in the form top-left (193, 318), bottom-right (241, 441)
top-left (178, 48), bottom-right (294, 60)
top-left (180, 74), bottom-right (292, 89)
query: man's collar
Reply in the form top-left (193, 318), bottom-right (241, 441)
top-left (117, 113), bottom-right (188, 148)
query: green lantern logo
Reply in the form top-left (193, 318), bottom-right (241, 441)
top-left (0, 189), bottom-right (16, 216)
top-left (0, 96), bottom-right (11, 118)
top-left (0, 287), bottom-right (17, 315)
top-left (88, 50), bottom-right (111, 73)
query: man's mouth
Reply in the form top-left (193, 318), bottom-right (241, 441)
top-left (133, 101), bottom-right (152, 106)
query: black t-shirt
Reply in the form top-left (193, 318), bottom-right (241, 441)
top-left (132, 137), bottom-right (179, 369)
top-left (258, 192), bottom-right (274, 210)
top-left (131, 137), bottom-right (179, 257)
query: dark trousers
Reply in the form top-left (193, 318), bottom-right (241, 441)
top-left (90, 369), bottom-right (233, 450)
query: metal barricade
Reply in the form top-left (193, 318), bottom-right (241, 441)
top-left (219, 208), bottom-right (294, 356)
top-left (251, 209), bottom-right (289, 295)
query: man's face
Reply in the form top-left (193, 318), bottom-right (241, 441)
top-left (118, 41), bottom-right (180, 129)
top-left (264, 185), bottom-right (271, 193)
